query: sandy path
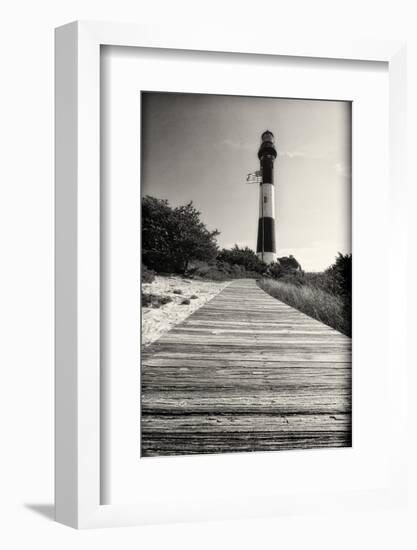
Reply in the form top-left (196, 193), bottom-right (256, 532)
top-left (142, 276), bottom-right (230, 346)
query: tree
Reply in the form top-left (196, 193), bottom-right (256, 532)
top-left (324, 253), bottom-right (352, 298)
top-left (325, 253), bottom-right (352, 336)
top-left (142, 196), bottom-right (219, 273)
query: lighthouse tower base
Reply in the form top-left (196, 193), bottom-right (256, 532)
top-left (257, 251), bottom-right (277, 265)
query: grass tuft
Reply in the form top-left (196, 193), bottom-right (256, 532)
top-left (141, 292), bottom-right (173, 309)
top-left (258, 278), bottom-right (350, 336)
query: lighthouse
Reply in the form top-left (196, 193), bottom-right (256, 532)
top-left (257, 130), bottom-right (278, 264)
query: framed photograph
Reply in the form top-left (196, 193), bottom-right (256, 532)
top-left (55, 22), bottom-right (407, 528)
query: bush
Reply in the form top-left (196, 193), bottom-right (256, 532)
top-left (266, 256), bottom-right (303, 280)
top-left (185, 257), bottom-right (265, 282)
top-left (141, 292), bottom-right (152, 307)
top-left (267, 261), bottom-right (283, 279)
top-left (278, 255), bottom-right (302, 272)
top-left (217, 245), bottom-right (267, 274)
top-left (142, 264), bottom-right (155, 284)
top-left (185, 260), bottom-right (230, 281)
top-left (141, 292), bottom-right (173, 309)
top-left (186, 260), bottom-right (209, 278)
top-left (180, 298), bottom-right (191, 305)
top-left (204, 267), bottom-right (230, 281)
top-left (172, 289), bottom-right (183, 295)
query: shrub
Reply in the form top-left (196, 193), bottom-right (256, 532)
top-left (217, 245), bottom-right (267, 274)
top-left (159, 295), bottom-right (173, 305)
top-left (172, 289), bottom-right (183, 295)
top-left (267, 261), bottom-right (283, 279)
top-left (180, 298), bottom-right (191, 305)
top-left (141, 292), bottom-right (173, 309)
top-left (326, 253), bottom-right (351, 334)
top-left (278, 255), bottom-right (302, 272)
top-left (186, 260), bottom-right (210, 278)
top-left (142, 263), bottom-right (155, 284)
top-left (141, 292), bottom-right (152, 307)
top-left (185, 258), bottom-right (263, 282)
top-left (190, 294), bottom-right (198, 299)
top-left (266, 256), bottom-right (303, 280)
top-left (204, 268), bottom-right (230, 281)
top-left (185, 260), bottom-right (230, 281)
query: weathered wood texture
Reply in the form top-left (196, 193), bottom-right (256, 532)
top-left (141, 279), bottom-right (352, 456)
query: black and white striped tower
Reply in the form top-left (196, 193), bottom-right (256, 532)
top-left (257, 130), bottom-right (278, 264)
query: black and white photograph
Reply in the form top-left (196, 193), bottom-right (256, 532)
top-left (3, 2), bottom-right (413, 542)
top-left (141, 91), bottom-right (352, 457)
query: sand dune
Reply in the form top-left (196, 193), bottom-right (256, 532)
top-left (142, 276), bottom-right (230, 346)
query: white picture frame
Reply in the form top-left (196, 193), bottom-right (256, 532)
top-left (55, 21), bottom-right (407, 529)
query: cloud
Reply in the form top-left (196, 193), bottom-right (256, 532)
top-left (278, 149), bottom-right (330, 160)
top-left (278, 150), bottom-right (309, 159)
top-left (217, 139), bottom-right (253, 151)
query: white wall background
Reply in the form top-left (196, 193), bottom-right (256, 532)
top-left (0, 0), bottom-right (416, 547)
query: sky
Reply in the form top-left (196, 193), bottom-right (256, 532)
top-left (141, 92), bottom-right (351, 272)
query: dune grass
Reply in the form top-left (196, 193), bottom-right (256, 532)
top-left (258, 278), bottom-right (350, 336)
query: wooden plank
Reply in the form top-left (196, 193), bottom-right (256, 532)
top-left (143, 353), bottom-right (351, 364)
top-left (142, 365), bottom-right (351, 389)
top-left (141, 389), bottom-right (351, 415)
top-left (142, 431), bottom-right (352, 456)
top-left (142, 413), bottom-right (352, 433)
top-left (143, 352), bottom-right (351, 363)
top-left (142, 358), bottom-right (351, 369)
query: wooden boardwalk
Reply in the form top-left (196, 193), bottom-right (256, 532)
top-left (141, 279), bottom-right (352, 457)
